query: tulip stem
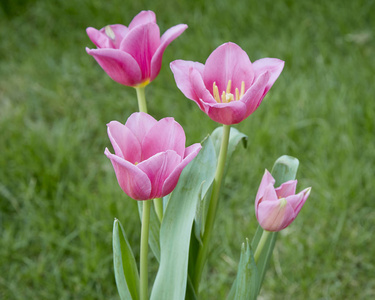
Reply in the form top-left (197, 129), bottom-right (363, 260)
top-left (194, 124), bottom-right (231, 292)
top-left (140, 200), bottom-right (151, 300)
top-left (135, 86), bottom-right (148, 113)
top-left (254, 229), bottom-right (271, 263)
top-left (154, 198), bottom-right (163, 223)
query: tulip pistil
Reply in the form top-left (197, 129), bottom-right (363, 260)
top-left (279, 197), bottom-right (287, 208)
top-left (105, 25), bottom-right (116, 41)
top-left (212, 80), bottom-right (245, 103)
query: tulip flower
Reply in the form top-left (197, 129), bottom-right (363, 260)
top-left (104, 112), bottom-right (201, 200)
top-left (255, 170), bottom-right (311, 231)
top-left (170, 42), bottom-right (284, 125)
top-left (86, 10), bottom-right (187, 87)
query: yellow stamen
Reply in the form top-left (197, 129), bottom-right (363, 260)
top-left (221, 91), bottom-right (226, 103)
top-left (105, 25), bottom-right (116, 41)
top-left (135, 162), bottom-right (139, 165)
top-left (235, 88), bottom-right (239, 101)
top-left (213, 82), bottom-right (221, 103)
top-left (226, 79), bottom-right (232, 94)
top-left (240, 81), bottom-right (245, 98)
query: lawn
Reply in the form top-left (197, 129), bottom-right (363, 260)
top-left (1, 0), bottom-right (374, 299)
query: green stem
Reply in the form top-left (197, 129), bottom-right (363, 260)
top-left (254, 230), bottom-right (271, 263)
top-left (135, 86), bottom-right (148, 113)
top-left (193, 124), bottom-right (231, 292)
top-left (154, 198), bottom-right (163, 223)
top-left (140, 200), bottom-right (151, 300)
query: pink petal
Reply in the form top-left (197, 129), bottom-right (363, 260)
top-left (257, 200), bottom-right (295, 231)
top-left (107, 121), bottom-right (141, 164)
top-left (105, 148), bottom-right (152, 200)
top-left (252, 58), bottom-right (285, 97)
top-left (203, 42), bottom-right (254, 96)
top-left (87, 27), bottom-right (114, 48)
top-left (86, 48), bottom-right (142, 86)
top-left (141, 117), bottom-right (186, 160)
top-left (201, 100), bottom-right (248, 125)
top-left (183, 143), bottom-right (202, 158)
top-left (120, 23), bottom-right (160, 81)
top-left (129, 10), bottom-right (156, 29)
top-left (255, 169), bottom-right (275, 206)
top-left (162, 143), bottom-right (202, 196)
top-left (275, 180), bottom-right (297, 198)
top-left (262, 183), bottom-right (279, 202)
top-left (189, 67), bottom-right (219, 111)
top-left (150, 24), bottom-right (188, 81)
top-left (240, 70), bottom-right (270, 117)
top-left (287, 187), bottom-right (311, 215)
top-left (170, 60), bottom-right (205, 102)
top-left (137, 150), bottom-right (182, 199)
top-left (124, 112), bottom-right (158, 145)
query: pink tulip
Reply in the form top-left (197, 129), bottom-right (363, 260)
top-left (86, 11), bottom-right (188, 87)
top-left (170, 42), bottom-right (284, 125)
top-left (255, 170), bottom-right (311, 232)
top-left (104, 112), bottom-right (201, 200)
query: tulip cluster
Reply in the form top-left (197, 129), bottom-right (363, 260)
top-left (86, 9), bottom-right (311, 300)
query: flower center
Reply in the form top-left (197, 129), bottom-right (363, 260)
top-left (212, 80), bottom-right (245, 103)
top-left (105, 25), bottom-right (116, 41)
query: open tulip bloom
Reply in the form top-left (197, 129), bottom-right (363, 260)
top-left (255, 169), bottom-right (311, 232)
top-left (86, 11), bottom-right (312, 299)
top-left (86, 10), bottom-right (187, 87)
top-left (171, 42), bottom-right (284, 125)
top-left (104, 112), bottom-right (201, 200)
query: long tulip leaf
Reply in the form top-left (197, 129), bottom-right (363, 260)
top-left (234, 239), bottom-right (258, 300)
top-left (150, 136), bottom-right (216, 300)
top-left (113, 218), bottom-right (140, 300)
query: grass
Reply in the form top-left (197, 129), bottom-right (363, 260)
top-left (1, 0), bottom-right (374, 299)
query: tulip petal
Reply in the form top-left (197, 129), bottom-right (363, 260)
top-left (240, 70), bottom-right (270, 117)
top-left (105, 148), bottom-right (152, 200)
top-left (162, 143), bottom-right (202, 196)
top-left (137, 150), bottom-right (182, 199)
top-left (142, 117), bottom-right (186, 160)
top-left (202, 101), bottom-right (248, 125)
top-left (287, 187), bottom-right (311, 215)
top-left (107, 121), bottom-right (141, 164)
top-left (203, 42), bottom-right (254, 95)
top-left (275, 180), bottom-right (297, 199)
top-left (170, 60), bottom-right (204, 102)
top-left (255, 169), bottom-right (275, 206)
top-left (252, 58), bottom-right (285, 96)
top-left (120, 23), bottom-right (160, 81)
top-left (189, 68), bottom-right (220, 110)
top-left (87, 27), bottom-right (115, 49)
top-left (129, 10), bottom-right (156, 29)
top-left (124, 112), bottom-right (158, 145)
top-left (86, 48), bottom-right (142, 86)
top-left (150, 24), bottom-right (188, 81)
top-left (262, 183), bottom-right (279, 202)
top-left (257, 200), bottom-right (295, 231)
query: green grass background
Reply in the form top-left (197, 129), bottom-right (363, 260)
top-left (1, 0), bottom-right (374, 299)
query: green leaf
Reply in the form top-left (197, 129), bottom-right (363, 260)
top-left (234, 239), bottom-right (259, 300)
top-left (251, 155), bottom-right (300, 296)
top-left (113, 218), bottom-right (140, 300)
top-left (150, 136), bottom-right (216, 300)
top-left (137, 203), bottom-right (160, 262)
